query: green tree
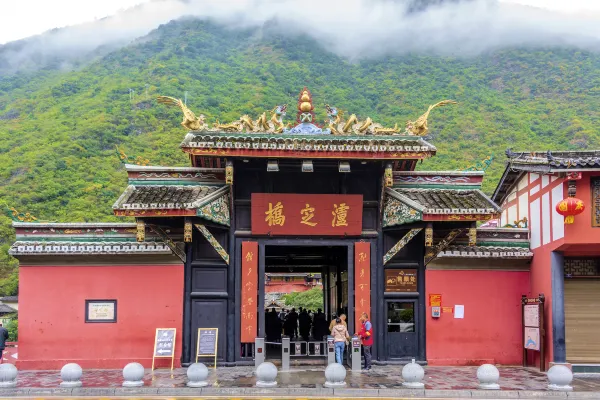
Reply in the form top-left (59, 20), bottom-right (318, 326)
top-left (281, 288), bottom-right (324, 310)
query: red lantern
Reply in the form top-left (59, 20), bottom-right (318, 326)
top-left (555, 197), bottom-right (585, 224)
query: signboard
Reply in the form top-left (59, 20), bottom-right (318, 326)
top-left (525, 327), bottom-right (540, 351)
top-left (522, 294), bottom-right (545, 371)
top-left (385, 269), bottom-right (417, 292)
top-left (524, 304), bottom-right (540, 327)
top-left (241, 241), bottom-right (258, 343)
top-left (196, 328), bottom-right (218, 369)
top-left (442, 306), bottom-right (453, 314)
top-left (354, 242), bottom-right (371, 332)
top-left (85, 300), bottom-right (116, 323)
top-left (152, 328), bottom-right (176, 370)
top-left (251, 193), bottom-right (363, 236)
top-left (429, 294), bottom-right (442, 307)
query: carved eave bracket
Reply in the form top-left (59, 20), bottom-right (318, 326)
top-left (195, 224), bottom-right (230, 265)
top-left (148, 224), bottom-right (186, 263)
top-left (383, 228), bottom-right (423, 265)
top-left (424, 229), bottom-right (465, 266)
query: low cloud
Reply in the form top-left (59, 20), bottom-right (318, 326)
top-left (2, 0), bottom-right (600, 73)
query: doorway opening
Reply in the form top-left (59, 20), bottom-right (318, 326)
top-left (262, 245), bottom-right (348, 360)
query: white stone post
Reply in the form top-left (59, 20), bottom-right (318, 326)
top-left (547, 364), bottom-right (573, 392)
top-left (255, 362), bottom-right (278, 387)
top-left (402, 359), bottom-right (425, 388)
top-left (60, 363), bottom-right (83, 388)
top-left (477, 364), bottom-right (500, 390)
top-left (0, 364), bottom-right (17, 388)
top-left (187, 363), bottom-right (209, 387)
top-left (122, 362), bottom-right (145, 387)
top-left (323, 363), bottom-right (347, 388)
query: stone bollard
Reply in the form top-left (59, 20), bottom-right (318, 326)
top-left (477, 364), bottom-right (500, 390)
top-left (547, 364), bottom-right (573, 392)
top-left (0, 364), bottom-right (17, 388)
top-left (255, 362), bottom-right (278, 388)
top-left (402, 359), bottom-right (425, 388)
top-left (187, 363), bottom-right (209, 388)
top-left (323, 363), bottom-right (347, 388)
top-left (122, 362), bottom-right (145, 387)
top-left (60, 363), bottom-right (83, 388)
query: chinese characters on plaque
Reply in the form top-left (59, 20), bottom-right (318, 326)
top-left (385, 269), bottom-right (417, 292)
top-left (354, 242), bottom-right (371, 332)
top-left (241, 241), bottom-right (258, 343)
top-left (85, 300), bottom-right (117, 323)
top-left (251, 194), bottom-right (363, 235)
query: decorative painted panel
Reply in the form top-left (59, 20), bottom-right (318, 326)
top-left (383, 196), bottom-right (422, 227)
top-left (197, 193), bottom-right (230, 226)
top-left (354, 242), bottom-right (370, 332)
top-left (241, 241), bottom-right (258, 343)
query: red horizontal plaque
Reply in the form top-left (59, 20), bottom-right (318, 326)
top-left (251, 193), bottom-right (363, 236)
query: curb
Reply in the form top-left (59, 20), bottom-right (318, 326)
top-left (0, 387), bottom-right (597, 398)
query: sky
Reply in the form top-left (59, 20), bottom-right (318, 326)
top-left (2, 0), bottom-right (600, 45)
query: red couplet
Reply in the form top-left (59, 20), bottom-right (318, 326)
top-left (354, 242), bottom-right (371, 332)
top-left (241, 241), bottom-right (258, 343)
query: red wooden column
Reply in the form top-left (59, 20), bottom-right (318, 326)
top-left (354, 242), bottom-right (371, 332)
top-left (241, 241), bottom-right (258, 343)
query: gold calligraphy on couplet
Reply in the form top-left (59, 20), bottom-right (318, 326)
top-left (241, 241), bottom-right (258, 342)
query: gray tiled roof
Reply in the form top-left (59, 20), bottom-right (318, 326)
top-left (113, 185), bottom-right (220, 210)
top-left (439, 245), bottom-right (533, 259)
top-left (9, 241), bottom-right (173, 256)
top-left (390, 188), bottom-right (500, 214)
top-left (0, 296), bottom-right (17, 302)
top-left (0, 304), bottom-right (16, 314)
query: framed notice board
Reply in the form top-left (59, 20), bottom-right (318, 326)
top-left (196, 328), bottom-right (218, 369)
top-left (152, 328), bottom-right (176, 370)
top-left (522, 294), bottom-right (545, 371)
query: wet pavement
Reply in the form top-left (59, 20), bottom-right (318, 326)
top-left (12, 365), bottom-right (600, 392)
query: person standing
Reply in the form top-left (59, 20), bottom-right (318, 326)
top-left (0, 323), bottom-right (8, 363)
top-left (331, 318), bottom-right (350, 364)
top-left (356, 312), bottom-right (373, 370)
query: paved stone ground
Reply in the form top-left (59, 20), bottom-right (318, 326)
top-left (10, 365), bottom-right (600, 393)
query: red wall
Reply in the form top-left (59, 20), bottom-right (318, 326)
top-left (426, 270), bottom-right (529, 365)
top-left (18, 264), bottom-right (183, 370)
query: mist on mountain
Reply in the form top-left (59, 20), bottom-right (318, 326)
top-left (1, 0), bottom-right (600, 75)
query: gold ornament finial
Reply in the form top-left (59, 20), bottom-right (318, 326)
top-left (405, 100), bottom-right (457, 136)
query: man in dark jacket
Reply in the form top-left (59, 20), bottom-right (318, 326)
top-left (356, 312), bottom-right (373, 370)
top-left (0, 323), bottom-right (9, 363)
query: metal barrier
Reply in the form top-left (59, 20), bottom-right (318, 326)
top-left (282, 337), bottom-right (290, 372)
top-left (255, 337), bottom-right (265, 367)
top-left (351, 335), bottom-right (361, 371)
top-left (326, 336), bottom-right (335, 365)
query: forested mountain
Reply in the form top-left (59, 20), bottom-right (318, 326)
top-left (0, 17), bottom-right (599, 293)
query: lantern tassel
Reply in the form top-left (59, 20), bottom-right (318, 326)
top-left (564, 215), bottom-right (574, 224)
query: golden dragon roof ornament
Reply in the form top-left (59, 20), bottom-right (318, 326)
top-left (157, 90), bottom-right (456, 136)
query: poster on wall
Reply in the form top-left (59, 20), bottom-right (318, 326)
top-left (85, 300), bottom-right (117, 323)
top-left (524, 304), bottom-right (540, 327)
top-left (524, 327), bottom-right (540, 351)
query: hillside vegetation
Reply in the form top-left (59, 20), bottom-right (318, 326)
top-left (1, 19), bottom-right (599, 292)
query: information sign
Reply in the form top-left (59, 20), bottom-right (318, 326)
top-left (522, 294), bottom-right (545, 371)
top-left (385, 269), bottom-right (418, 292)
top-left (152, 328), bottom-right (176, 370)
top-left (196, 328), bottom-right (218, 369)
